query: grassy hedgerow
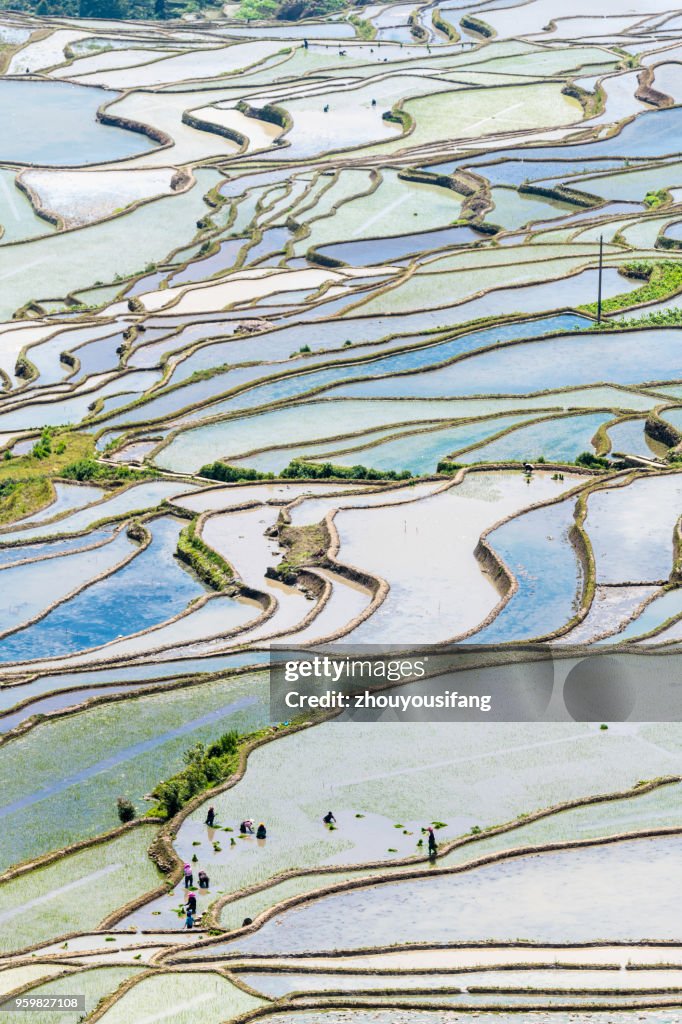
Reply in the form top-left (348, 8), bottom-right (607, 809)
top-left (582, 260), bottom-right (682, 317)
top-left (176, 516), bottom-right (234, 591)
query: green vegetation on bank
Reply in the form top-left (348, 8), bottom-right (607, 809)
top-left (61, 457), bottom-right (153, 483)
top-left (176, 516), bottom-right (234, 591)
top-left (575, 451), bottom-right (610, 470)
top-left (280, 459), bottom-right (412, 480)
top-left (237, 0), bottom-right (343, 19)
top-left (644, 189), bottom-right (670, 209)
top-left (460, 13), bottom-right (494, 36)
top-left (592, 306), bottom-right (682, 329)
top-left (432, 7), bottom-right (458, 39)
top-left (581, 260), bottom-right (682, 317)
top-left (1, 0), bottom-right (222, 21)
top-left (199, 461), bottom-right (275, 483)
top-left (199, 459), bottom-right (413, 483)
top-left (152, 727), bottom-right (278, 818)
top-left (0, 429), bottom-right (92, 481)
top-left (348, 12), bottom-right (375, 38)
top-left (0, 430), bottom-right (155, 525)
top-left (0, 430), bottom-right (94, 525)
top-left (0, 477), bottom-right (52, 525)
top-left (278, 519), bottom-right (330, 574)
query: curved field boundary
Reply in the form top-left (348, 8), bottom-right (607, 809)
top-left (126, 315), bottom-right (614, 438)
top-left (14, 165), bottom-right (196, 242)
top-left (0, 518), bottom-right (149, 646)
top-left (165, 776), bottom-right (681, 952)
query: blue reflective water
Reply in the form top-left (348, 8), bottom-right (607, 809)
top-left (169, 236), bottom-right (246, 285)
top-left (659, 407), bottom-right (682, 431)
top-left (0, 528), bottom-right (113, 570)
top-left (329, 414), bottom-right (533, 473)
top-left (429, 107), bottom-right (682, 173)
top-left (0, 80), bottom-right (154, 165)
top-left (665, 221), bottom-right (682, 242)
top-left (0, 517), bottom-right (206, 663)
top-left (314, 225), bottom-right (480, 265)
top-left (0, 651), bottom-right (269, 711)
top-left (71, 332), bottom-right (124, 381)
top-left (464, 412), bottom-right (611, 463)
top-left (166, 325), bottom-right (433, 387)
top-left (609, 589), bottom-right (682, 643)
top-left (472, 498), bottom-right (582, 642)
top-left (164, 268), bottom-right (636, 389)
top-left (153, 314), bottom-right (589, 420)
top-left (328, 328), bottom-right (682, 399)
top-left (607, 418), bottom-right (667, 459)
top-left (456, 157), bottom-right (628, 187)
top-left (242, 227), bottom-right (291, 267)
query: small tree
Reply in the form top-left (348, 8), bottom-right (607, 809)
top-left (116, 797), bottom-right (136, 823)
top-left (156, 779), bottom-right (184, 818)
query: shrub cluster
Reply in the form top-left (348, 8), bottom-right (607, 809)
top-left (281, 459), bottom-right (412, 480)
top-left (198, 461), bottom-right (274, 483)
top-left (575, 451), bottom-right (610, 470)
top-left (61, 458), bottom-right (150, 483)
top-left (30, 427), bottom-right (61, 461)
top-left (200, 458), bottom-right (413, 482)
top-left (153, 730), bottom-right (241, 818)
top-left (116, 797), bottom-right (136, 823)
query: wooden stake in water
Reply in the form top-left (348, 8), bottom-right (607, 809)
top-left (597, 234), bottom-right (603, 323)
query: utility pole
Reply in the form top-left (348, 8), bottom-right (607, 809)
top-left (597, 234), bottom-right (603, 324)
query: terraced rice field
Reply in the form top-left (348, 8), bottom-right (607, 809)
top-left (1, 0), bottom-right (682, 1021)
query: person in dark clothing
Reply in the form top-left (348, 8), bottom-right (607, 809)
top-left (240, 819), bottom-right (254, 834)
top-left (323, 811), bottom-right (336, 825)
top-left (183, 863), bottom-right (193, 887)
top-left (198, 871), bottom-right (209, 889)
top-left (427, 827), bottom-right (437, 858)
top-left (186, 892), bottom-right (197, 914)
top-left (184, 910), bottom-right (194, 930)
top-left (256, 823), bottom-right (267, 840)
top-left (205, 806), bottom-right (215, 827)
